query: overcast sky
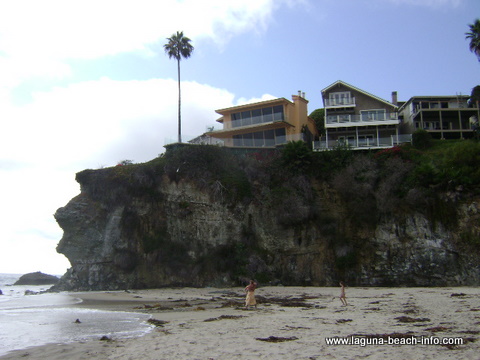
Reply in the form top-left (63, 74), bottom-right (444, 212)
top-left (1, 0), bottom-right (479, 275)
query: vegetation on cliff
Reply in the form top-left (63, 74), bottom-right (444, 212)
top-left (81, 138), bottom-right (480, 237)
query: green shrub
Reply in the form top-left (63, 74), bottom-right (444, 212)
top-left (412, 129), bottom-right (432, 149)
top-left (281, 141), bottom-right (313, 173)
top-left (442, 141), bottom-right (480, 187)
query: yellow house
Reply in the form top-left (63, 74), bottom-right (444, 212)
top-left (206, 92), bottom-right (317, 148)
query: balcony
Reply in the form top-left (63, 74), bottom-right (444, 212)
top-left (324, 97), bottom-right (356, 108)
top-left (313, 134), bottom-right (412, 151)
top-left (325, 113), bottom-right (399, 127)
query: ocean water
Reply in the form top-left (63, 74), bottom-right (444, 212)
top-left (0, 273), bottom-right (153, 357)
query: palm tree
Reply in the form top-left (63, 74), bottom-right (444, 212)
top-left (164, 31), bottom-right (194, 143)
top-left (465, 19), bottom-right (480, 61)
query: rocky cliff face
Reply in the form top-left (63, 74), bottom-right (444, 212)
top-left (52, 148), bottom-right (480, 290)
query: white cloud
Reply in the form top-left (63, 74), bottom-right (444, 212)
top-left (0, 0), bottom-right (302, 90)
top-left (1, 78), bottom-right (236, 169)
top-left (0, 167), bottom-right (76, 274)
top-left (235, 93), bottom-right (278, 106)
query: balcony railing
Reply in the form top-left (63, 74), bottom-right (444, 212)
top-left (326, 113), bottom-right (399, 125)
top-left (313, 134), bottom-right (412, 151)
top-left (324, 97), bottom-right (356, 107)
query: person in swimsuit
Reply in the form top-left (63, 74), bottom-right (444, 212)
top-left (245, 280), bottom-right (257, 309)
top-left (339, 281), bottom-right (348, 306)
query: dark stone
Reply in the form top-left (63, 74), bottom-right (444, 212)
top-left (14, 272), bottom-right (60, 285)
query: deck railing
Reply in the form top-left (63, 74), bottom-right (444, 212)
top-left (313, 134), bottom-right (412, 151)
top-left (324, 98), bottom-right (356, 107)
top-left (326, 113), bottom-right (399, 125)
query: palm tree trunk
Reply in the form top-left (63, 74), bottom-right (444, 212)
top-left (177, 58), bottom-right (182, 143)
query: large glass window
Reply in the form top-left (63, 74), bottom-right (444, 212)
top-left (275, 128), bottom-right (286, 144)
top-left (229, 128), bottom-right (287, 147)
top-left (251, 109), bottom-right (262, 124)
top-left (273, 105), bottom-right (284, 121)
top-left (241, 111), bottom-right (252, 126)
top-left (231, 105), bottom-right (284, 128)
top-left (361, 110), bottom-right (386, 121)
top-left (254, 132), bottom-right (264, 146)
top-left (330, 92), bottom-right (351, 105)
top-left (243, 133), bottom-right (253, 147)
top-left (233, 134), bottom-right (242, 146)
top-left (232, 113), bottom-right (241, 128)
top-left (262, 107), bottom-right (273, 122)
top-left (264, 130), bottom-right (275, 146)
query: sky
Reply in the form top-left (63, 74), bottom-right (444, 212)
top-left (0, 0), bottom-right (479, 275)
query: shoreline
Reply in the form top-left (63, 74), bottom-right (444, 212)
top-left (1, 286), bottom-right (479, 359)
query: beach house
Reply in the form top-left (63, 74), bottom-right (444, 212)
top-left (205, 92), bottom-right (318, 148)
top-left (398, 95), bottom-right (479, 139)
top-left (314, 80), bottom-right (410, 150)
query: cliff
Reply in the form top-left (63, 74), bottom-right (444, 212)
top-left (52, 144), bottom-right (480, 290)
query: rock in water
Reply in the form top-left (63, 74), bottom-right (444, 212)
top-left (14, 272), bottom-right (59, 285)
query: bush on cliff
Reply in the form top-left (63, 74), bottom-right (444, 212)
top-left (164, 145), bottom-right (252, 202)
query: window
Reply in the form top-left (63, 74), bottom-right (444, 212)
top-left (233, 134), bottom-right (242, 146)
top-left (251, 109), bottom-right (262, 124)
top-left (262, 107), bottom-right (273, 122)
top-left (264, 130), bottom-right (275, 146)
top-left (254, 132), bottom-right (264, 146)
top-left (231, 105), bottom-right (284, 128)
top-left (243, 133), bottom-right (253, 147)
top-left (330, 92), bottom-right (351, 105)
top-left (275, 128), bottom-right (286, 144)
top-left (361, 110), bottom-right (386, 121)
top-left (273, 105), bottom-right (284, 121)
top-left (241, 111), bottom-right (251, 126)
top-left (232, 113), bottom-right (241, 128)
top-left (358, 135), bottom-right (374, 146)
top-left (230, 128), bottom-right (287, 147)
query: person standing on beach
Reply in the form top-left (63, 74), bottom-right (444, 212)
top-left (339, 281), bottom-right (348, 306)
top-left (245, 280), bottom-right (257, 309)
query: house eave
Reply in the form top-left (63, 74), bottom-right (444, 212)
top-left (215, 98), bottom-right (292, 115)
top-left (321, 80), bottom-right (397, 109)
top-left (206, 121), bottom-right (294, 138)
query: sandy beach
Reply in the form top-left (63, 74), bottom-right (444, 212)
top-left (1, 286), bottom-right (479, 359)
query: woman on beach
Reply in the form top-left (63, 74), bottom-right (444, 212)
top-left (245, 280), bottom-right (257, 309)
top-left (339, 281), bottom-right (347, 306)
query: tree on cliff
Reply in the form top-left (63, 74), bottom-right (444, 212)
top-left (465, 18), bottom-right (480, 61)
top-left (469, 85), bottom-right (480, 107)
top-left (164, 31), bottom-right (194, 143)
top-left (309, 108), bottom-right (325, 137)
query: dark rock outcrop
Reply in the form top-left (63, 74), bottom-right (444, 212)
top-left (14, 272), bottom-right (59, 285)
top-left (51, 147), bottom-right (480, 291)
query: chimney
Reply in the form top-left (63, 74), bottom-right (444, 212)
top-left (298, 90), bottom-right (302, 97)
top-left (391, 91), bottom-right (398, 105)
